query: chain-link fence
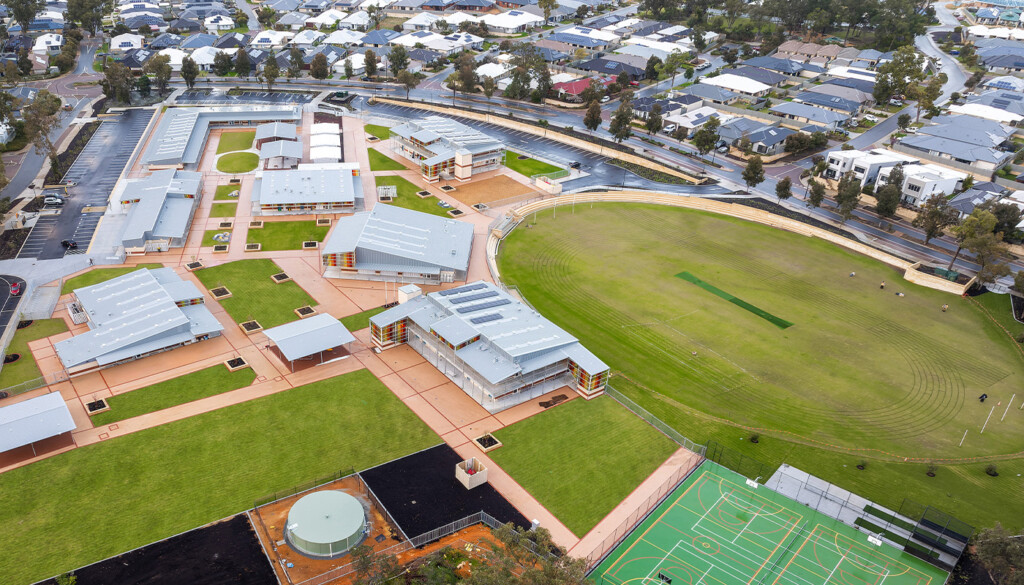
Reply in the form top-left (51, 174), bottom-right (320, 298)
top-left (604, 385), bottom-right (706, 456)
top-left (703, 440), bottom-right (771, 481)
top-left (253, 468), bottom-right (357, 508)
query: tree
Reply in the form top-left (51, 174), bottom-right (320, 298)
top-left (875, 45), bottom-right (925, 103)
top-left (213, 51), bottom-right (233, 77)
top-left (575, 4), bottom-right (588, 19)
top-left (467, 524), bottom-right (590, 585)
top-left (775, 176), bottom-right (792, 203)
top-left (808, 179), bottom-right (826, 208)
top-left (389, 44), bottom-right (409, 74)
top-left (398, 69), bottom-right (418, 98)
top-left (135, 74), bottom-right (150, 97)
top-left (344, 58), bottom-right (353, 79)
top-left (310, 53), bottom-right (329, 79)
top-left (144, 54), bottom-right (172, 95)
top-left (288, 47), bottom-right (303, 78)
top-left (897, 113), bottom-right (911, 131)
top-left (912, 196), bottom-right (958, 244)
top-left (784, 132), bottom-right (811, 153)
top-left (8, 0), bottom-right (43, 38)
top-left (181, 56), bottom-right (199, 89)
top-left (742, 155), bottom-right (765, 190)
top-left (257, 6), bottom-right (277, 27)
top-left (875, 183), bottom-right (900, 218)
top-left (692, 115), bottom-right (720, 157)
top-left (645, 55), bottom-right (662, 80)
top-left (16, 49), bottom-right (31, 77)
top-left (23, 90), bottom-right (63, 177)
top-left (263, 51), bottom-right (279, 91)
top-left (538, 0), bottom-right (559, 22)
top-left (235, 50), bottom-right (251, 78)
top-left (723, 47), bottom-right (738, 66)
top-left (975, 523), bottom-right (1024, 585)
top-left (663, 52), bottom-right (687, 86)
top-left (101, 62), bottom-right (133, 103)
top-left (645, 103), bottom-right (663, 135)
top-left (365, 49), bottom-right (378, 78)
top-left (608, 92), bottom-right (633, 142)
top-left (684, 67), bottom-right (694, 82)
top-left (913, 74), bottom-right (943, 123)
top-left (835, 172), bottom-right (861, 222)
top-left (350, 544), bottom-right (402, 585)
top-left (980, 201), bottom-right (1024, 242)
top-left (948, 209), bottom-right (999, 271)
top-left (580, 78), bottom-right (602, 105)
top-left (584, 100), bottom-right (602, 132)
top-left (67, 0), bottom-right (105, 34)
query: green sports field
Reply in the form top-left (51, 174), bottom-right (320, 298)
top-left (594, 462), bottom-right (948, 585)
top-left (498, 203), bottom-right (1024, 528)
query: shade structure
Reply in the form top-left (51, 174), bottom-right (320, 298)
top-left (0, 392), bottom-right (76, 453)
top-left (264, 313), bottom-right (356, 363)
top-left (285, 490), bottom-right (366, 559)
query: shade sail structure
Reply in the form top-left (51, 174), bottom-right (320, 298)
top-left (263, 313), bottom-right (356, 362)
top-left (0, 393), bottom-right (76, 453)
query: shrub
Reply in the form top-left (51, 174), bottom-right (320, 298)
top-left (748, 432), bottom-right (760, 444)
top-left (985, 464), bottom-right (999, 477)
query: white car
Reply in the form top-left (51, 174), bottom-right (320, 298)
top-left (696, 62), bottom-right (711, 70)
top-left (663, 124), bottom-right (677, 134)
top-left (863, 114), bottom-right (879, 123)
top-left (600, 95), bottom-right (611, 103)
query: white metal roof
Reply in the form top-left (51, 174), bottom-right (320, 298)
top-left (701, 73), bottom-right (770, 95)
top-left (264, 313), bottom-right (356, 361)
top-left (258, 164), bottom-right (360, 205)
top-left (0, 393), bottom-right (76, 453)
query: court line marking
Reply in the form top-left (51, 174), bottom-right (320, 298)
top-left (643, 541), bottom-right (683, 585)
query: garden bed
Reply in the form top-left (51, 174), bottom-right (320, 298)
top-left (316, 218), bottom-right (331, 226)
top-left (248, 221), bottom-right (263, 229)
top-left (294, 306), bottom-right (316, 318)
top-left (440, 185), bottom-right (456, 192)
top-left (302, 241), bottom-right (318, 249)
top-left (240, 320), bottom-right (263, 334)
top-left (213, 244), bottom-right (228, 253)
top-left (0, 229), bottom-right (29, 260)
top-left (186, 261), bottom-right (204, 271)
top-left (271, 272), bottom-right (291, 284)
top-left (245, 243), bottom-right (261, 252)
top-left (225, 357), bottom-right (249, 372)
top-left (474, 433), bottom-right (502, 452)
top-left (86, 399), bottom-right (109, 415)
top-left (416, 190), bottom-right (432, 198)
top-left (447, 209), bottom-right (464, 217)
top-left (211, 287), bottom-right (232, 300)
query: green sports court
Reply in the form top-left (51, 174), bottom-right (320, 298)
top-left (593, 462), bottom-right (948, 585)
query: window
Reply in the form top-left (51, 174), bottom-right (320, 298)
top-left (907, 183), bottom-right (921, 192)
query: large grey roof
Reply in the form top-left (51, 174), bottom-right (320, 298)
top-left (323, 204), bottom-right (473, 273)
top-left (921, 114), bottom-right (1014, 147)
top-left (259, 139), bottom-right (304, 160)
top-left (390, 116), bottom-right (504, 157)
top-left (142, 106), bottom-right (302, 167)
top-left (770, 101), bottom-right (850, 124)
top-left (371, 282), bottom-right (608, 386)
top-left (255, 121), bottom-right (297, 141)
top-left (900, 134), bottom-right (1013, 164)
top-left (256, 165), bottom-right (361, 206)
top-left (55, 268), bottom-right (223, 368)
top-left (120, 169), bottom-right (202, 246)
top-left (0, 393), bottom-right (76, 453)
top-left (264, 313), bottom-right (356, 361)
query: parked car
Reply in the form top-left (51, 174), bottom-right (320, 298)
top-left (905, 126), bottom-right (917, 133)
top-left (863, 114), bottom-right (879, 123)
top-left (663, 124), bottom-right (677, 134)
top-left (9, 281), bottom-right (21, 296)
top-left (61, 239), bottom-right (77, 249)
top-left (717, 145), bottom-right (729, 153)
top-left (696, 61), bottom-right (711, 70)
top-left (600, 95), bottom-right (611, 103)
top-left (569, 161), bottom-right (581, 169)
top-left (43, 196), bottom-right (65, 206)
top-left (629, 80), bottom-right (639, 87)
top-left (62, 103), bottom-right (72, 111)
top-left (1015, 173), bottom-right (1024, 184)
top-left (890, 99), bottom-right (903, 106)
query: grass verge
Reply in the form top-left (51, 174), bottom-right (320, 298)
top-left (340, 306), bottom-right (389, 331)
top-left (368, 147), bottom-right (406, 171)
top-left (0, 319), bottom-right (69, 388)
top-left (209, 202), bottom-right (237, 218)
top-left (216, 131), bottom-right (255, 154)
top-left (504, 151), bottom-right (562, 177)
top-left (374, 176), bottom-right (450, 218)
top-left (364, 124), bottom-right (391, 140)
top-left (215, 184), bottom-right (241, 200)
top-left (194, 259), bottom-right (316, 328)
top-left (202, 229), bottom-right (233, 247)
top-left (245, 220), bottom-right (329, 251)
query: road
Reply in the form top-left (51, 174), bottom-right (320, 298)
top-left (1, 39), bottom-right (103, 201)
top-left (0, 275), bottom-right (26, 359)
top-left (916, 2), bottom-right (969, 104)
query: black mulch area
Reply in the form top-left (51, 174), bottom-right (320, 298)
top-left (708, 197), bottom-right (859, 241)
top-left (37, 515), bottom-right (276, 585)
top-left (949, 553), bottom-right (996, 585)
top-left (361, 444), bottom-right (529, 539)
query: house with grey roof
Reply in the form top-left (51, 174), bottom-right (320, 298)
top-left (253, 163), bottom-right (363, 214)
top-left (322, 203), bottom-right (473, 284)
top-left (118, 169), bottom-right (202, 252)
top-left (55, 268), bottom-right (223, 374)
top-left (369, 281), bottom-right (609, 412)
top-left (770, 101), bottom-right (850, 129)
top-left (746, 126), bottom-right (796, 156)
top-left (729, 65), bottom-right (789, 88)
top-left (898, 115), bottom-right (1015, 172)
top-left (718, 117), bottom-right (768, 146)
top-left (389, 116), bottom-right (504, 182)
top-left (679, 83), bottom-right (740, 105)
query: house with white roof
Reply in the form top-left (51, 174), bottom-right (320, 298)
top-left (306, 8), bottom-right (347, 27)
top-left (191, 46), bottom-right (237, 70)
top-left (323, 29), bottom-right (365, 46)
top-left (443, 11), bottom-right (479, 27)
top-left (204, 14), bottom-right (234, 33)
top-left (32, 33), bottom-right (63, 55)
top-left (479, 9), bottom-right (543, 34)
top-left (403, 11), bottom-right (439, 30)
top-left (664, 106), bottom-right (732, 138)
top-left (157, 48), bottom-right (188, 71)
top-left (291, 29), bottom-right (325, 47)
top-left (111, 32), bottom-right (145, 52)
top-left (476, 61), bottom-right (511, 81)
top-left (338, 10), bottom-right (371, 30)
top-left (823, 148), bottom-right (919, 186)
top-left (276, 11), bottom-right (311, 30)
top-left (251, 30), bottom-right (294, 48)
top-left (700, 73), bottom-right (770, 99)
top-left (877, 163), bottom-right (967, 206)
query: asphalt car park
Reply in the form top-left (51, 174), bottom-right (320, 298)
top-left (18, 109), bottom-right (155, 260)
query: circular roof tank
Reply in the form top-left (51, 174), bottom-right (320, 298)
top-left (285, 490), bottom-right (367, 559)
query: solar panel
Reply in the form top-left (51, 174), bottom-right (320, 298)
top-left (457, 299), bottom-right (511, 314)
top-left (439, 283), bottom-right (486, 296)
top-left (470, 313), bottom-right (503, 324)
top-left (449, 291), bottom-right (499, 304)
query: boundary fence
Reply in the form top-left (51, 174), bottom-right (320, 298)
top-left (253, 468), bottom-right (357, 508)
top-left (604, 385), bottom-right (705, 456)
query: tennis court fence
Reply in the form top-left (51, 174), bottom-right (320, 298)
top-left (704, 440), bottom-right (771, 481)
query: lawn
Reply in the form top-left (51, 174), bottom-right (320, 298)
top-left (375, 176), bottom-right (450, 218)
top-left (498, 203), bottom-right (1024, 530)
top-left (61, 264), bottom-right (165, 295)
top-left (0, 319), bottom-right (68, 388)
top-left (490, 397), bottom-right (677, 537)
top-left (340, 306), bottom-right (389, 331)
top-left (194, 259), bottom-right (317, 328)
top-left (364, 123), bottom-right (392, 141)
top-left (973, 291), bottom-right (1024, 338)
top-left (215, 184), bottom-right (241, 200)
top-left (368, 147), bottom-right (406, 171)
top-left (209, 202), bottom-right (237, 218)
top-left (0, 369), bottom-right (440, 585)
top-left (245, 220), bottom-right (330, 251)
top-left (202, 229), bottom-right (233, 247)
top-left (216, 152), bottom-right (259, 173)
top-left (503, 150), bottom-right (562, 177)
top-left (216, 131), bottom-right (255, 154)
top-left (91, 366), bottom-right (257, 426)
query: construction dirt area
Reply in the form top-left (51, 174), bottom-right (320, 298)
top-left (446, 175), bottom-right (540, 207)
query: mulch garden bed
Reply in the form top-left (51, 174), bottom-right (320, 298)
top-left (44, 121), bottom-right (100, 184)
top-left (360, 444), bottom-right (529, 539)
top-left (39, 515), bottom-right (277, 585)
top-left (186, 261), bottom-right (204, 272)
top-left (0, 228), bottom-right (29, 260)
